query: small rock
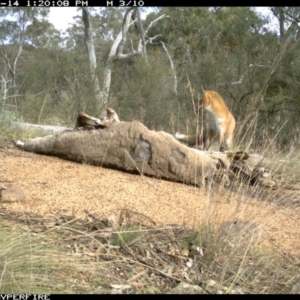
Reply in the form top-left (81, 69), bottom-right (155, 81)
top-left (0, 183), bottom-right (25, 202)
top-left (206, 279), bottom-right (217, 287)
top-left (110, 284), bottom-right (132, 294)
top-left (167, 282), bottom-right (205, 294)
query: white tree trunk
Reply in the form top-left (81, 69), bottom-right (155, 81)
top-left (82, 8), bottom-right (103, 113)
top-left (81, 8), bottom-right (169, 113)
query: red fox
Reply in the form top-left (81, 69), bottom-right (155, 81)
top-left (175, 90), bottom-right (236, 151)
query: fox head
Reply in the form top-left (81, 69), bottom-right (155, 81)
top-left (197, 90), bottom-right (212, 109)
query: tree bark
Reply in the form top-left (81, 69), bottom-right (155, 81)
top-left (82, 7), bottom-right (103, 113)
top-left (270, 7), bottom-right (286, 49)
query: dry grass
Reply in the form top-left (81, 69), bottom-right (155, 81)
top-left (0, 120), bottom-right (300, 294)
top-left (0, 123), bottom-right (49, 149)
top-left (0, 219), bottom-right (102, 294)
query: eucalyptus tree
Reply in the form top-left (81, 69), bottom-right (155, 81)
top-left (270, 7), bottom-right (300, 46)
top-left (257, 7), bottom-right (300, 144)
top-left (77, 7), bottom-right (169, 114)
top-left (0, 7), bottom-right (49, 108)
top-left (157, 8), bottom-right (273, 110)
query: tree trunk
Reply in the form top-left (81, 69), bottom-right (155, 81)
top-left (82, 8), bottom-right (103, 114)
top-left (81, 8), bottom-right (168, 114)
top-left (270, 7), bottom-right (286, 50)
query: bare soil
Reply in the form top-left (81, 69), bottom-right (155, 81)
top-left (1, 148), bottom-right (300, 257)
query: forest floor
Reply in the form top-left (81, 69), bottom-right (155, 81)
top-left (1, 147), bottom-right (300, 293)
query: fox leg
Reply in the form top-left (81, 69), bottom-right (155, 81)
top-left (218, 129), bottom-right (226, 152)
top-left (224, 118), bottom-right (235, 151)
top-left (202, 128), bottom-right (213, 150)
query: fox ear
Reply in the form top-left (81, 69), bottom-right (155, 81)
top-left (206, 93), bottom-right (213, 105)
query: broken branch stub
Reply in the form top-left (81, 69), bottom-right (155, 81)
top-left (74, 108), bottom-right (120, 130)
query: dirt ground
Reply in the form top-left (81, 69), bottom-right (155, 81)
top-left (1, 148), bottom-right (300, 258)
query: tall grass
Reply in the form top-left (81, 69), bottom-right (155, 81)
top-left (164, 71), bottom-right (300, 293)
top-left (0, 220), bottom-right (90, 294)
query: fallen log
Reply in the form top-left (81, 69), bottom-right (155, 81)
top-left (13, 111), bottom-right (277, 189)
top-left (8, 107), bottom-right (121, 134)
top-left (14, 121), bottom-right (224, 186)
top-left (10, 121), bottom-right (71, 134)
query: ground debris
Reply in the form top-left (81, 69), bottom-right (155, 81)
top-left (0, 207), bottom-right (210, 293)
top-left (0, 205), bottom-right (295, 294)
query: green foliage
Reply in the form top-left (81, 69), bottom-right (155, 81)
top-left (112, 224), bottom-right (143, 246)
top-left (110, 54), bottom-right (180, 131)
top-left (0, 109), bottom-right (23, 123)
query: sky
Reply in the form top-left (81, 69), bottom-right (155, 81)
top-left (48, 7), bottom-right (79, 32)
top-left (48, 7), bottom-right (279, 33)
top-left (48, 7), bottom-right (153, 32)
